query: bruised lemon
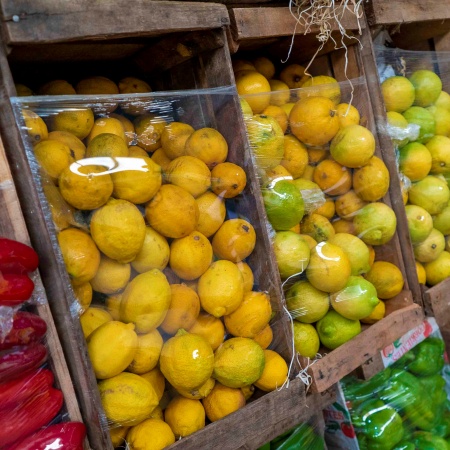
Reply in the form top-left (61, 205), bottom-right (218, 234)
top-left (185, 128), bottom-right (228, 169)
top-left (353, 156), bottom-right (390, 202)
top-left (211, 162), bottom-right (247, 198)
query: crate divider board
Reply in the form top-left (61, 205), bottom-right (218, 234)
top-left (0, 136), bottom-right (87, 446)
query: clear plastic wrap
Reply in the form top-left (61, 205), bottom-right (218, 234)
top-left (375, 45), bottom-right (450, 288)
top-left (324, 319), bottom-right (450, 450)
top-left (11, 85), bottom-right (296, 447)
top-left (239, 74), bottom-right (406, 367)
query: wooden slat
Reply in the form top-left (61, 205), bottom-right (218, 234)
top-left (425, 278), bottom-right (450, 350)
top-left (229, 6), bottom-right (364, 42)
top-left (365, 0), bottom-right (450, 26)
top-left (389, 20), bottom-right (450, 50)
top-left (168, 379), bottom-right (335, 450)
top-left (1, 0), bottom-right (229, 45)
top-left (435, 31), bottom-right (450, 51)
top-left (306, 304), bottom-right (424, 393)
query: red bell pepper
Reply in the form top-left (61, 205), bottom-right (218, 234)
top-left (0, 343), bottom-right (47, 383)
top-left (0, 311), bottom-right (47, 350)
top-left (0, 368), bottom-right (54, 410)
top-left (0, 386), bottom-right (63, 447)
top-left (6, 421), bottom-right (86, 450)
top-left (0, 238), bottom-right (39, 274)
top-left (0, 272), bottom-right (35, 306)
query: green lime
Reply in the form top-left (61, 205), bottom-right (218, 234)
top-left (316, 310), bottom-right (361, 350)
top-left (292, 322), bottom-right (320, 358)
top-left (262, 180), bottom-right (305, 231)
top-left (273, 231), bottom-right (310, 279)
top-left (330, 276), bottom-right (379, 321)
top-left (285, 280), bottom-right (330, 323)
top-left (408, 175), bottom-right (450, 215)
top-left (402, 106), bottom-right (436, 144)
top-left (405, 204), bottom-right (433, 244)
top-left (409, 69), bottom-right (442, 108)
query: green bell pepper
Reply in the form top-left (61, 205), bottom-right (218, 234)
top-left (270, 424), bottom-right (324, 450)
top-left (432, 411), bottom-right (450, 439)
top-left (407, 338), bottom-right (445, 377)
top-left (392, 443), bottom-right (415, 450)
top-left (410, 431), bottom-right (450, 450)
top-left (342, 369), bottom-right (392, 406)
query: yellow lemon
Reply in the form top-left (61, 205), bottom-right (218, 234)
top-left (128, 329), bottom-right (164, 374)
top-left (306, 241), bottom-right (351, 293)
top-left (151, 148), bottom-right (172, 170)
top-left (72, 281), bottom-right (92, 314)
top-left (301, 164), bottom-right (315, 181)
top-left (38, 80), bottom-right (76, 95)
top-left (252, 56), bottom-right (275, 79)
top-left (224, 291), bottom-right (272, 338)
top-left (140, 367), bottom-right (165, 401)
top-left (86, 117), bottom-right (126, 144)
top-left (330, 124), bottom-right (376, 168)
top-left (57, 228), bottom-right (100, 285)
top-left (336, 103), bottom-right (360, 128)
top-left (169, 231), bottom-right (213, 280)
top-left (386, 111), bottom-right (410, 148)
top-left (240, 385), bottom-right (255, 400)
top-left (246, 114), bottom-right (284, 170)
top-left (160, 329), bottom-right (214, 391)
top-left (90, 255), bottom-right (130, 294)
top-left (119, 77), bottom-right (152, 116)
top-left (264, 165), bottom-right (293, 185)
top-left (87, 321), bottom-right (138, 379)
top-left (281, 102), bottom-right (296, 117)
top-left (313, 159), bottom-right (352, 196)
top-left (145, 184), bottom-right (199, 239)
top-left (166, 155), bottom-right (211, 198)
top-left (211, 162), bottom-right (247, 199)
top-left (292, 321), bottom-right (320, 358)
top-left (184, 127), bottom-right (228, 169)
top-left (111, 156), bottom-right (162, 204)
top-left (202, 383), bottom-right (246, 422)
top-left (177, 377), bottom-right (215, 400)
top-left (76, 76), bottom-right (119, 95)
top-left (426, 135), bottom-right (450, 174)
top-left (126, 419), bottom-right (174, 450)
top-left (34, 139), bottom-right (73, 182)
top-left (131, 227), bottom-right (170, 273)
top-left (290, 96), bottom-right (339, 147)
top-left (59, 164), bottom-right (113, 210)
top-left (299, 75), bottom-right (341, 104)
top-left (328, 232), bottom-right (371, 276)
top-left (198, 260), bottom-right (244, 317)
top-left (307, 147), bottom-right (328, 164)
top-left (335, 189), bottom-right (368, 219)
top-left (235, 70), bottom-right (271, 113)
top-left (86, 133), bottom-right (129, 158)
top-left (15, 84), bottom-right (33, 96)
top-left (353, 156), bottom-right (390, 202)
top-left (279, 64), bottom-right (308, 89)
top-left (164, 397), bottom-right (205, 438)
top-left (90, 198), bottom-right (146, 263)
top-left (47, 130), bottom-right (86, 161)
top-left (233, 59), bottom-right (256, 73)
top-left (314, 196), bottom-right (335, 220)
top-left (408, 175), bottom-right (450, 215)
top-left (301, 214), bottom-right (335, 243)
top-left (286, 280), bottom-right (330, 323)
top-left (212, 218), bottom-right (256, 262)
top-left (134, 114), bottom-right (167, 152)
top-left (110, 113), bottom-right (137, 145)
top-left (213, 337), bottom-right (265, 388)
top-left (188, 312), bottom-right (225, 351)
top-left (269, 79), bottom-right (291, 106)
top-left (254, 350), bottom-right (288, 392)
top-left (236, 261), bottom-right (254, 292)
top-left (253, 324), bottom-right (273, 349)
top-left (79, 307), bottom-right (112, 339)
top-left (49, 108), bottom-right (94, 140)
top-left (120, 269), bottom-right (171, 333)
top-left (364, 261), bottom-right (404, 300)
top-left (22, 110), bottom-right (48, 145)
top-left (332, 218), bottom-right (356, 235)
top-left (413, 227), bottom-right (445, 263)
top-left (273, 231), bottom-right (311, 279)
top-left (160, 284), bottom-right (201, 335)
top-left (195, 192), bottom-right (226, 238)
top-left (298, 233), bottom-right (317, 250)
top-left (99, 373), bottom-right (159, 426)
top-left (281, 135), bottom-right (309, 179)
top-left (262, 105), bottom-right (289, 134)
top-left (360, 299), bottom-right (386, 324)
top-left (105, 294), bottom-right (122, 320)
top-left (399, 142), bottom-right (432, 181)
top-left (109, 426), bottom-right (129, 448)
top-left (381, 76), bottom-right (415, 113)
top-left (424, 251), bottom-right (450, 286)
top-left (160, 122), bottom-right (194, 159)
top-left (416, 260), bottom-right (427, 284)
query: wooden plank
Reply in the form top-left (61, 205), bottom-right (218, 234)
top-left (365, 0), bottom-right (450, 26)
top-left (389, 20), bottom-right (450, 50)
top-left (330, 45), bottom-right (361, 80)
top-left (425, 278), bottom-right (450, 350)
top-left (306, 304), bottom-right (424, 393)
top-left (0, 38), bottom-right (112, 450)
top-left (1, 0), bottom-right (230, 45)
top-left (168, 379), bottom-right (335, 450)
top-left (434, 31), bottom-right (450, 51)
top-left (230, 6), bottom-right (363, 42)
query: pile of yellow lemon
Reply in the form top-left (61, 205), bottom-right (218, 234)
top-left (20, 76), bottom-right (289, 449)
top-left (233, 56), bottom-right (406, 357)
top-left (381, 71), bottom-right (450, 287)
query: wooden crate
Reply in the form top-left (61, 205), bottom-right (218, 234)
top-left (0, 0), bottom-right (335, 448)
top-left (0, 137), bottom-right (85, 443)
top-left (228, 6), bottom-right (425, 393)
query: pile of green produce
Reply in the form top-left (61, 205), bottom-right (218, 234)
top-left (342, 337), bottom-right (450, 450)
top-left (258, 422), bottom-right (325, 449)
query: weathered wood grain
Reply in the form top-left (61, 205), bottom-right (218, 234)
top-left (389, 20), bottom-right (450, 50)
top-left (425, 278), bottom-right (450, 351)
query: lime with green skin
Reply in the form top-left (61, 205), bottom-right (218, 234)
top-left (405, 204), bottom-right (433, 245)
top-left (409, 69), bottom-right (442, 107)
top-left (292, 321), bottom-right (320, 358)
top-left (316, 310), bottom-right (361, 350)
top-left (262, 179), bottom-right (305, 231)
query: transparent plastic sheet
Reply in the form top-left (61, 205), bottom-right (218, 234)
top-left (11, 87), bottom-right (296, 447)
top-left (324, 324), bottom-right (450, 450)
top-left (240, 76), bottom-right (407, 379)
top-left (375, 45), bottom-right (450, 288)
